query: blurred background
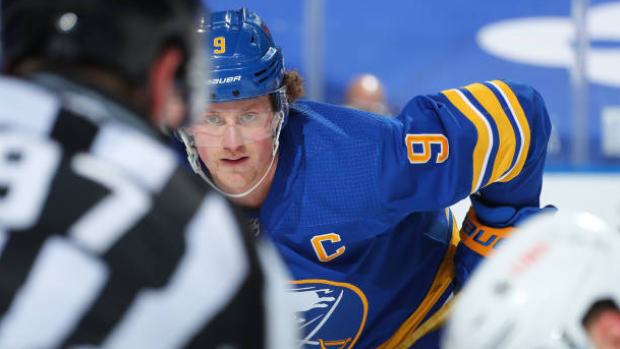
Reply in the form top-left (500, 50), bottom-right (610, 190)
top-left (3, 0), bottom-right (617, 225)
top-left (204, 0), bottom-right (620, 227)
top-left (204, 0), bottom-right (620, 166)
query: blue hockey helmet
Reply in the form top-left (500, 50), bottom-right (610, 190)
top-left (203, 8), bottom-right (287, 113)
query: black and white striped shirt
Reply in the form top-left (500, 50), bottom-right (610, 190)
top-left (0, 75), bottom-right (297, 349)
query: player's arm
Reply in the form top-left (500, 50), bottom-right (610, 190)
top-left (440, 80), bottom-right (555, 286)
top-left (380, 80), bottom-right (554, 283)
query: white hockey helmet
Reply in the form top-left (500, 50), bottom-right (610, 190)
top-left (443, 210), bottom-right (620, 349)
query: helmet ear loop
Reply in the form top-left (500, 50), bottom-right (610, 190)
top-left (271, 109), bottom-right (285, 156)
top-left (177, 130), bottom-right (203, 174)
top-left (271, 87), bottom-right (289, 155)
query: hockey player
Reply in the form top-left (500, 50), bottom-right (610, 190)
top-left (443, 211), bottom-right (620, 349)
top-left (0, 1), bottom-right (297, 348)
top-left (177, 8), bottom-right (554, 349)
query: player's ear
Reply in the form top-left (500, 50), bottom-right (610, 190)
top-left (588, 310), bottom-right (620, 349)
top-left (149, 47), bottom-right (184, 128)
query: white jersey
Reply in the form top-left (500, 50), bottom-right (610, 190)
top-left (0, 75), bottom-right (298, 349)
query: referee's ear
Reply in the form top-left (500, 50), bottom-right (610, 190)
top-left (149, 47), bottom-right (184, 129)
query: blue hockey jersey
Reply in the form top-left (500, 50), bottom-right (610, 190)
top-left (255, 80), bottom-right (552, 349)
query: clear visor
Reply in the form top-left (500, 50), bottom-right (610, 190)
top-left (176, 106), bottom-right (285, 199)
top-left (181, 109), bottom-right (279, 148)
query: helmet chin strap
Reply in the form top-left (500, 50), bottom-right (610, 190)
top-left (180, 109), bottom-right (285, 199)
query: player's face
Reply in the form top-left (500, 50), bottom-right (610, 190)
top-left (586, 311), bottom-right (620, 349)
top-left (188, 95), bottom-right (276, 194)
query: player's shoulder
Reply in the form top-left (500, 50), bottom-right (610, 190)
top-left (0, 75), bottom-right (59, 100)
top-left (0, 75), bottom-right (62, 126)
top-left (290, 100), bottom-right (396, 139)
top-left (278, 101), bottom-right (392, 217)
top-left (292, 99), bottom-right (393, 122)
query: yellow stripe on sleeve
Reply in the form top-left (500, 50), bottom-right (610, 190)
top-left (489, 80), bottom-right (531, 183)
top-left (464, 83), bottom-right (516, 186)
top-left (442, 88), bottom-right (493, 194)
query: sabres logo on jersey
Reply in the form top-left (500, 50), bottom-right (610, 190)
top-left (289, 279), bottom-right (368, 349)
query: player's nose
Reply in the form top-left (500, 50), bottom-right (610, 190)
top-left (221, 124), bottom-right (245, 149)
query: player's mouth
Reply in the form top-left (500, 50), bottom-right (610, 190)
top-left (221, 156), bottom-right (249, 166)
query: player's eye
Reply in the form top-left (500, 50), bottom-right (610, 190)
top-left (203, 116), bottom-right (221, 125)
top-left (238, 113), bottom-right (259, 124)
